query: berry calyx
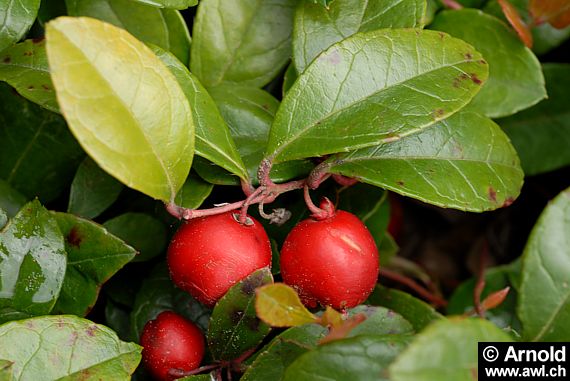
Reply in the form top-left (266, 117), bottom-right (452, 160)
top-left (280, 201), bottom-right (379, 310)
top-left (167, 212), bottom-right (272, 307)
top-left (140, 311), bottom-right (205, 381)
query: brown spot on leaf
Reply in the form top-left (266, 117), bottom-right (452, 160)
top-left (262, 104), bottom-right (270, 111)
top-left (453, 73), bottom-right (470, 88)
top-left (479, 59), bottom-right (487, 65)
top-left (32, 37), bottom-right (45, 44)
top-left (241, 271), bottom-right (265, 296)
top-left (23, 51), bottom-right (33, 57)
top-left (230, 309), bottom-right (244, 325)
top-left (465, 52), bottom-right (473, 60)
top-left (86, 325), bottom-right (98, 337)
top-left (470, 367), bottom-right (478, 379)
top-left (502, 197), bottom-right (515, 208)
top-left (470, 73), bottom-right (482, 85)
top-left (41, 84), bottom-right (51, 90)
top-left (488, 187), bottom-right (497, 202)
top-left (396, 180), bottom-right (405, 187)
top-left (28, 85), bottom-right (35, 90)
top-left (67, 227), bottom-right (82, 248)
top-left (438, 32), bottom-right (445, 40)
top-left (2, 56), bottom-right (10, 64)
top-left (246, 316), bottom-right (261, 331)
top-left (433, 108), bottom-right (445, 118)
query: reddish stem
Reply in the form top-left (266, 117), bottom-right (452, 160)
top-left (303, 185), bottom-right (335, 220)
top-left (168, 364), bottom-right (220, 378)
top-left (380, 268), bottom-right (448, 307)
top-left (441, 0), bottom-right (463, 9)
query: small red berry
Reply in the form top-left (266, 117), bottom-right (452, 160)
top-left (140, 311), bottom-right (205, 381)
top-left (167, 212), bottom-right (272, 307)
top-left (280, 199), bottom-right (379, 310)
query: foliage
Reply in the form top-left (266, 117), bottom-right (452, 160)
top-left (0, 0), bottom-right (569, 380)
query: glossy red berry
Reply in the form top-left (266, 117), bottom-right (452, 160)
top-left (140, 311), bottom-right (205, 381)
top-left (280, 199), bottom-right (379, 310)
top-left (167, 212), bottom-right (272, 307)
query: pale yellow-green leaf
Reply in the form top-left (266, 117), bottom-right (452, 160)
top-left (46, 17), bottom-right (194, 202)
top-left (255, 283), bottom-right (317, 327)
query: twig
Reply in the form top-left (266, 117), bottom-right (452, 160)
top-left (380, 268), bottom-right (448, 307)
top-left (474, 242), bottom-right (489, 317)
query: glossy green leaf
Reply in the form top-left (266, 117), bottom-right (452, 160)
top-left (0, 40), bottom-right (59, 113)
top-left (282, 63), bottom-right (297, 97)
top-left (390, 318), bottom-right (513, 381)
top-left (191, 0), bottom-right (296, 88)
top-left (105, 299), bottom-right (132, 341)
top-left (178, 374), bottom-right (216, 381)
top-left (152, 47), bottom-right (249, 181)
top-left (284, 335), bottom-right (410, 381)
top-left (103, 213), bottom-right (167, 262)
top-left (66, 0), bottom-right (192, 64)
top-left (46, 17), bottom-right (194, 202)
top-left (431, 9), bottom-right (546, 118)
top-left (326, 111), bottom-right (524, 211)
top-left (532, 24), bottom-right (570, 55)
top-left (0, 209), bottom-right (6, 231)
top-left (130, 0), bottom-right (198, 9)
top-left (0, 360), bottom-right (12, 381)
top-left (0, 0), bottom-right (41, 52)
top-left (174, 172), bottom-right (214, 209)
top-left (266, 29), bottom-right (488, 163)
top-left (448, 266), bottom-right (521, 331)
top-left (51, 212), bottom-right (137, 316)
top-left (518, 187), bottom-right (570, 341)
top-left (367, 286), bottom-right (443, 332)
top-left (0, 84), bottom-right (84, 203)
top-left (130, 263), bottom-right (210, 340)
top-left (293, 0), bottom-right (427, 73)
top-left (241, 324), bottom-right (328, 381)
top-left (348, 305), bottom-right (414, 337)
top-left (500, 64), bottom-right (570, 176)
top-left (209, 84), bottom-right (314, 185)
top-left (208, 268), bottom-right (273, 361)
top-left (0, 180), bottom-right (27, 219)
top-left (255, 283), bottom-right (317, 327)
top-left (67, 157), bottom-right (123, 219)
top-left (37, 0), bottom-right (67, 26)
top-left (0, 315), bottom-right (141, 380)
top-left (0, 200), bottom-right (66, 322)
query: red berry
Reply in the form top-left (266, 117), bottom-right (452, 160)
top-left (140, 311), bottom-right (205, 381)
top-left (167, 212), bottom-right (272, 307)
top-left (280, 199), bottom-right (379, 310)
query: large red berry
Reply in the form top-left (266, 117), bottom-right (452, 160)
top-left (167, 212), bottom-right (272, 307)
top-left (140, 311), bottom-right (205, 381)
top-left (280, 199), bottom-right (379, 310)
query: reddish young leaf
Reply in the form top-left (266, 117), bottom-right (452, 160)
top-left (481, 287), bottom-right (511, 311)
top-left (530, 0), bottom-right (570, 29)
top-left (498, 0), bottom-right (533, 48)
top-left (318, 314), bottom-right (367, 345)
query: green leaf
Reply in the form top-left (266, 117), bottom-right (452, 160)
top-left (282, 63), bottom-right (297, 97)
top-left (37, 0), bottom-right (67, 26)
top-left (255, 283), bottom-right (317, 327)
top-left (208, 268), bottom-right (273, 361)
top-left (66, 0), bottom-right (192, 64)
top-left (241, 324), bottom-right (328, 381)
top-left (152, 46), bottom-right (249, 181)
top-left (518, 187), bottom-right (570, 341)
top-left (190, 0), bottom-right (296, 88)
top-left (0, 200), bottom-right (66, 322)
top-left (174, 172), bottom-right (214, 209)
top-left (293, 0), bottom-right (427, 73)
top-left (105, 299), bottom-right (132, 341)
top-left (103, 213), bottom-right (167, 262)
top-left (500, 64), bottom-right (570, 176)
top-left (50, 212), bottom-right (137, 316)
top-left (0, 84), bottom-right (84, 203)
top-left (0, 0), bottom-right (41, 52)
top-left (326, 111), bottom-right (524, 212)
top-left (68, 157), bottom-right (123, 219)
top-left (532, 24), bottom-right (570, 55)
top-left (208, 84), bottom-right (314, 185)
top-left (0, 360), bottom-right (12, 381)
top-left (130, 263), bottom-right (210, 340)
top-left (390, 318), bottom-right (513, 381)
top-left (0, 40), bottom-right (59, 113)
top-left (0, 315), bottom-right (141, 380)
top-left (130, 0), bottom-right (198, 9)
top-left (447, 266), bottom-right (521, 331)
top-left (266, 29), bottom-right (488, 163)
top-left (284, 335), bottom-right (411, 381)
top-left (0, 180), bottom-right (27, 219)
top-left (0, 210), bottom-right (6, 231)
top-left (367, 286), bottom-right (443, 332)
top-left (431, 9), bottom-right (546, 118)
top-left (46, 17), bottom-right (194, 202)
top-left (347, 305), bottom-right (414, 337)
